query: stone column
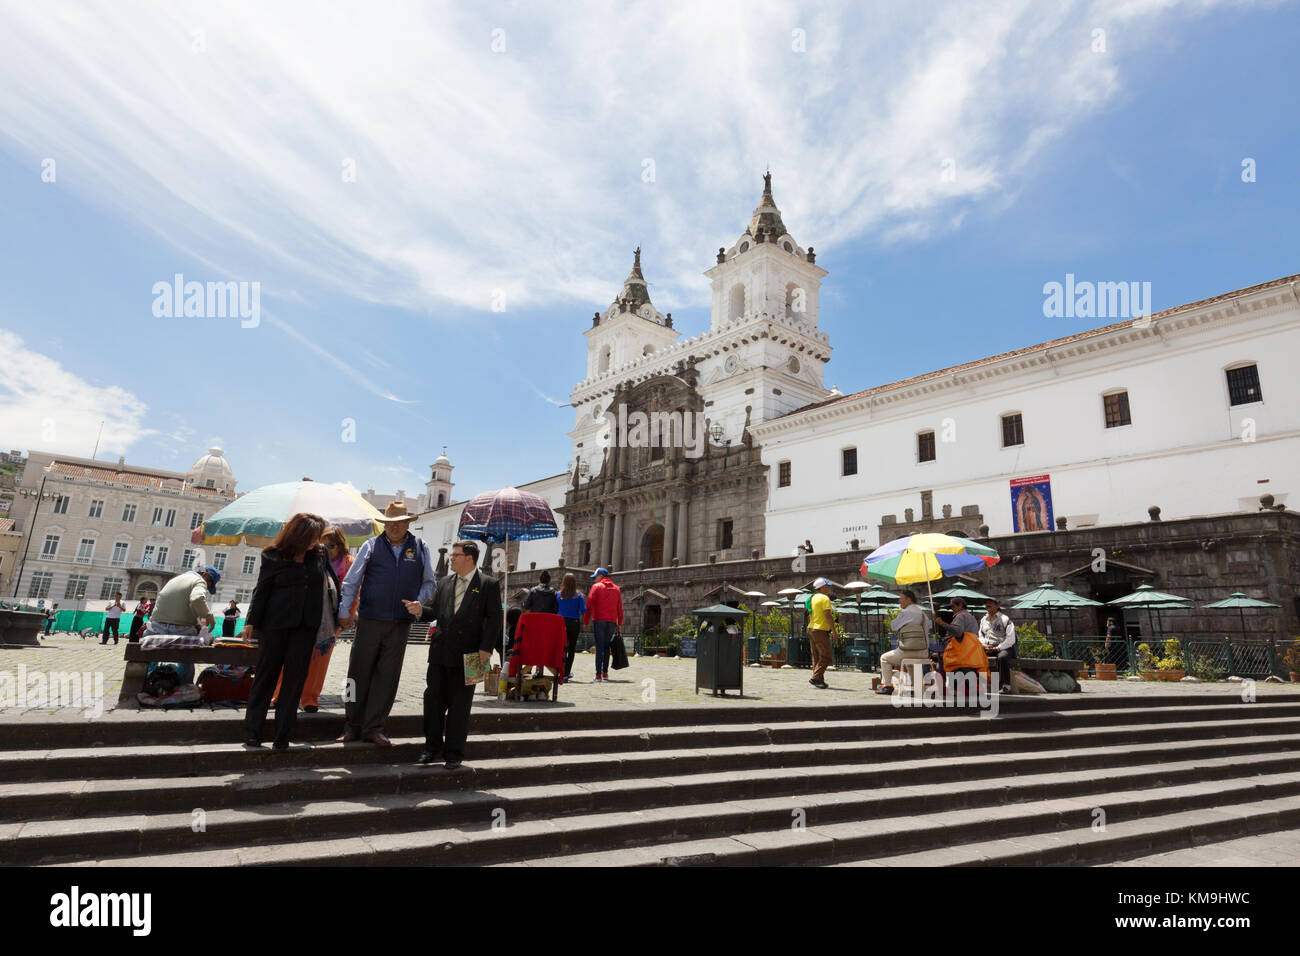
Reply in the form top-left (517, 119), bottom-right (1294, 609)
top-left (662, 500), bottom-right (677, 567)
top-left (612, 511), bottom-right (625, 569)
top-left (676, 498), bottom-right (689, 565)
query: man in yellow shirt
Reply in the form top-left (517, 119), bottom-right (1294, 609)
top-left (806, 577), bottom-right (839, 689)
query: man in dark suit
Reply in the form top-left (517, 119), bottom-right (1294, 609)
top-left (404, 539), bottom-right (502, 770)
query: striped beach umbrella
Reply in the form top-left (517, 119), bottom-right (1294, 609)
top-left (862, 533), bottom-right (1000, 613)
top-left (193, 480), bottom-right (386, 548)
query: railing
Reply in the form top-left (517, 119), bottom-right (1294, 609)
top-left (1029, 635), bottom-right (1292, 680)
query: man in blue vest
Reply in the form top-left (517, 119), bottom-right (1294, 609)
top-left (337, 501), bottom-right (436, 745)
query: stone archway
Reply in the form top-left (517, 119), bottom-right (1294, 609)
top-left (640, 524), bottom-right (665, 568)
top-left (134, 580), bottom-right (159, 601)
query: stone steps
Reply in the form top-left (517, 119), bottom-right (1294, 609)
top-left (9, 693), bottom-right (1299, 867)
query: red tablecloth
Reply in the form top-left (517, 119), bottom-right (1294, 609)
top-left (508, 612), bottom-right (567, 679)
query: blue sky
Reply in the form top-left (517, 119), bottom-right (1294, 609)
top-left (1, 1), bottom-right (1297, 501)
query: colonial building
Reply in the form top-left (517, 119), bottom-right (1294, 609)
top-left (7, 447), bottom-right (265, 609)
top-left (558, 174), bottom-right (833, 570)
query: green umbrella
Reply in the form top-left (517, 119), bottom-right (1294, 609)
top-left (1011, 582), bottom-right (1103, 636)
top-left (1200, 592), bottom-right (1280, 642)
top-left (1107, 584), bottom-right (1193, 640)
top-left (932, 580), bottom-right (995, 603)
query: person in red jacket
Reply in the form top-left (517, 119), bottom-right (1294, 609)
top-left (583, 568), bottom-right (623, 681)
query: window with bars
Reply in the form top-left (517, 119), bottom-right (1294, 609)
top-left (63, 575), bottom-right (89, 600)
top-left (242, 555), bottom-right (256, 574)
top-left (917, 431), bottom-right (936, 463)
top-left (778, 461), bottom-right (791, 487)
top-left (841, 447), bottom-right (858, 476)
top-left (27, 572), bottom-right (53, 599)
top-left (99, 577), bottom-right (124, 600)
top-left (1103, 391), bottom-right (1132, 428)
top-left (1001, 413), bottom-right (1024, 448)
top-left (1226, 364), bottom-right (1262, 406)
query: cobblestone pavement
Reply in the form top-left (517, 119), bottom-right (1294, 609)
top-left (1102, 830), bottom-right (1300, 866)
top-left (1, 633), bottom-right (1296, 720)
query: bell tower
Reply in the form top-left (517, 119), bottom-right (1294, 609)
top-left (425, 448), bottom-right (454, 510)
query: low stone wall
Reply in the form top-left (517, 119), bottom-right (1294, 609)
top-left (508, 510), bottom-right (1300, 642)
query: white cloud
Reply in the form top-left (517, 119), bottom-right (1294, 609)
top-left (0, 0), bottom-right (1252, 318)
top-left (0, 330), bottom-right (153, 455)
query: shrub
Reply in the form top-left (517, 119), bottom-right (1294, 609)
top-left (1016, 621), bottom-right (1055, 659)
top-left (1189, 654), bottom-right (1226, 681)
top-left (1138, 639), bottom-right (1185, 672)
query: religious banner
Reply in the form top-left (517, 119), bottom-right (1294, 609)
top-left (1010, 475), bottom-right (1054, 533)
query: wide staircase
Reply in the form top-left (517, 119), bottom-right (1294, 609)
top-left (3, 693), bottom-right (1300, 866)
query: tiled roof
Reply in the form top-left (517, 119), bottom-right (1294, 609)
top-left (0, 518), bottom-right (15, 532)
top-left (49, 461), bottom-right (229, 497)
top-left (782, 272), bottom-right (1300, 420)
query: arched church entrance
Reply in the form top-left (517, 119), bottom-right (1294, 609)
top-left (640, 524), bottom-right (665, 569)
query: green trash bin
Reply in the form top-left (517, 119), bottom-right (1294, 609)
top-left (692, 604), bottom-right (744, 697)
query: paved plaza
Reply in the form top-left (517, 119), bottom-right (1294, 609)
top-left (2, 633), bottom-right (1297, 720)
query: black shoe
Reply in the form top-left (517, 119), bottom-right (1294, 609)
top-left (416, 751), bottom-right (441, 766)
top-left (444, 760), bottom-right (464, 771)
top-left (303, 705), bottom-right (318, 713)
top-left (272, 741), bottom-right (289, 752)
top-left (244, 739), bottom-right (263, 748)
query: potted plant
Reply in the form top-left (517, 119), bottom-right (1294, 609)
top-left (1092, 646), bottom-right (1118, 680)
top-left (1138, 638), bottom-right (1186, 681)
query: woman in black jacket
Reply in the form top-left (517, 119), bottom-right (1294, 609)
top-left (241, 512), bottom-right (339, 750)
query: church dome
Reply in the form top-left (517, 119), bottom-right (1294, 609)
top-left (187, 447), bottom-right (234, 490)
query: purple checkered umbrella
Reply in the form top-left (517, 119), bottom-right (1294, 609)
top-left (457, 487), bottom-right (558, 697)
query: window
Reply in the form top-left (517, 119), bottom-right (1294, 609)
top-left (99, 577), bottom-right (124, 600)
top-left (41, 534), bottom-right (60, 560)
top-left (76, 538), bottom-right (95, 563)
top-left (1001, 413), bottom-right (1024, 448)
top-left (718, 518), bottom-right (734, 551)
top-left (728, 284), bottom-right (745, 322)
top-left (51, 495), bottom-right (69, 514)
top-left (242, 555), bottom-right (257, 574)
top-left (150, 507), bottom-right (163, 526)
top-left (841, 447), bottom-right (858, 477)
top-left (778, 461), bottom-right (791, 488)
top-left (598, 346), bottom-right (611, 374)
top-left (181, 549), bottom-right (196, 570)
top-left (88, 499), bottom-right (104, 519)
top-left (164, 508), bottom-right (176, 528)
top-left (121, 503), bottom-right (137, 523)
top-left (27, 572), bottom-right (53, 599)
top-left (111, 542), bottom-right (129, 566)
top-left (213, 552), bottom-right (227, 572)
top-left (1226, 364), bottom-right (1262, 406)
top-left (156, 546), bottom-right (169, 567)
top-left (235, 587), bottom-right (253, 603)
top-left (190, 512), bottom-right (205, 531)
top-left (205, 479), bottom-right (215, 489)
top-left (1103, 391), bottom-right (1131, 428)
top-left (141, 545), bottom-right (156, 566)
top-left (579, 541), bottom-right (592, 565)
top-left (918, 431), bottom-right (936, 463)
top-left (63, 575), bottom-right (89, 600)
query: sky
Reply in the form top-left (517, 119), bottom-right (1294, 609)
top-left (0, 0), bottom-right (1297, 501)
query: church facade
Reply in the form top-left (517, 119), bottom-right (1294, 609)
top-left (557, 175), bottom-right (833, 570)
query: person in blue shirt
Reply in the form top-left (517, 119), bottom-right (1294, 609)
top-left (336, 502), bottom-right (436, 746)
top-left (555, 572), bottom-right (586, 683)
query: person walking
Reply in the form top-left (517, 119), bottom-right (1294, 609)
top-left (806, 577), bottom-right (838, 689)
top-left (241, 513), bottom-right (339, 751)
top-left (407, 540), bottom-right (502, 770)
top-left (522, 570), bottom-right (559, 614)
top-left (101, 593), bottom-right (125, 644)
top-left (979, 598), bottom-right (1017, 693)
top-left (583, 568), bottom-right (622, 682)
top-left (877, 589), bottom-right (933, 694)
top-left (555, 572), bottom-right (586, 683)
top-left (44, 604), bottom-right (58, 636)
top-left (337, 501), bottom-right (435, 747)
top-left (273, 525), bottom-right (355, 713)
top-left (221, 599), bottom-right (241, 638)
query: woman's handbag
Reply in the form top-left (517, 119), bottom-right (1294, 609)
top-left (610, 631), bottom-right (630, 669)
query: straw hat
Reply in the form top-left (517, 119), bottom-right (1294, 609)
top-left (375, 501), bottom-right (419, 523)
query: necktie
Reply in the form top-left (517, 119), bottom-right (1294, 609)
top-left (454, 575), bottom-right (469, 614)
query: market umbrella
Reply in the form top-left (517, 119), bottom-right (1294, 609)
top-left (932, 580), bottom-right (996, 604)
top-left (1107, 584), bottom-right (1193, 640)
top-left (777, 586), bottom-right (810, 639)
top-left (1200, 592), bottom-right (1280, 642)
top-left (862, 533), bottom-right (1000, 614)
top-left (1009, 582), bottom-right (1102, 636)
top-left (456, 487), bottom-right (559, 694)
top-left (840, 581), bottom-right (896, 642)
top-left (193, 480), bottom-right (386, 548)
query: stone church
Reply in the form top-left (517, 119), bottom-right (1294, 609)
top-left (558, 174), bottom-right (832, 571)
